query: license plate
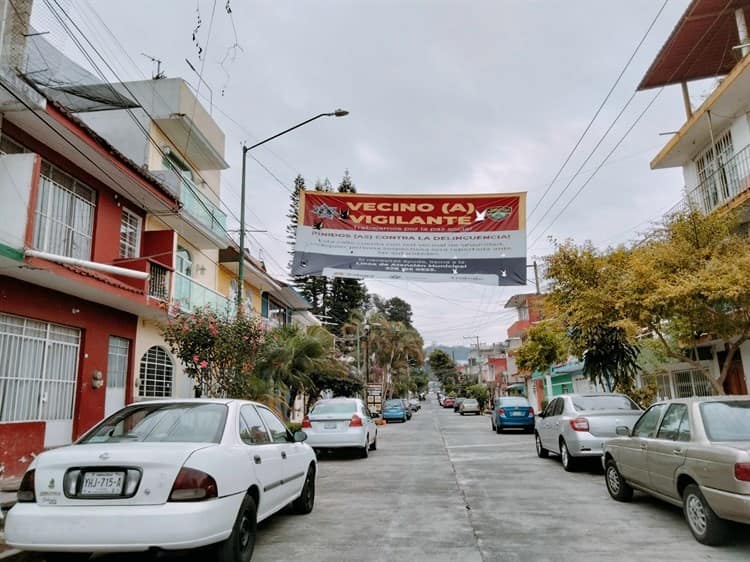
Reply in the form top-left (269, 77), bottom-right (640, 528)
top-left (323, 422), bottom-right (337, 429)
top-left (81, 471), bottom-right (124, 496)
top-left (512, 411), bottom-right (524, 417)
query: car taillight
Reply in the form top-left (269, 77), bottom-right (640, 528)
top-left (349, 414), bottom-right (363, 427)
top-left (169, 467), bottom-right (218, 501)
top-left (529, 407), bottom-right (535, 415)
top-left (735, 463), bottom-right (750, 481)
top-left (497, 408), bottom-right (505, 416)
top-left (570, 417), bottom-right (590, 432)
top-left (301, 416), bottom-right (312, 429)
top-left (17, 469), bottom-right (35, 503)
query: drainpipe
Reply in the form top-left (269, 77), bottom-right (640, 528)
top-left (25, 249), bottom-right (149, 279)
top-left (736, 8), bottom-right (750, 57)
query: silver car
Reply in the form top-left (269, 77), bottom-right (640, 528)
top-left (302, 398), bottom-right (378, 458)
top-left (603, 396), bottom-right (750, 546)
top-left (459, 398), bottom-right (481, 415)
top-left (535, 393), bottom-right (642, 471)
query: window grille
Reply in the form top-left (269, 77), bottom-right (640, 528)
top-left (672, 368), bottom-right (713, 398)
top-left (107, 337), bottom-right (130, 388)
top-left (0, 313), bottom-right (80, 422)
top-left (138, 346), bottom-right (173, 398)
top-left (148, 263), bottom-right (170, 301)
top-left (33, 161), bottom-right (95, 260)
top-left (694, 131), bottom-right (739, 211)
top-left (119, 208), bottom-right (141, 258)
top-left (0, 135), bottom-right (26, 155)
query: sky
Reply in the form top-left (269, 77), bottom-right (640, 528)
top-left (33, 0), bottom-right (700, 346)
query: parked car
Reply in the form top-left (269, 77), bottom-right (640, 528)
top-left (453, 397), bottom-right (466, 413)
top-left (535, 393), bottom-right (642, 471)
top-left (5, 399), bottom-right (316, 561)
top-left (400, 399), bottom-right (413, 420)
top-left (442, 397), bottom-right (456, 408)
top-left (302, 397), bottom-right (377, 457)
top-left (459, 398), bottom-right (481, 415)
top-left (408, 398), bottom-right (421, 411)
top-left (603, 396), bottom-right (750, 546)
top-left (382, 399), bottom-right (410, 423)
top-left (492, 397), bottom-right (535, 432)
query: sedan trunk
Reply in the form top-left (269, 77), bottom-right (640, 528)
top-left (580, 410), bottom-right (642, 437)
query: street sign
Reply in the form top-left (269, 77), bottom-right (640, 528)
top-left (366, 384), bottom-right (382, 412)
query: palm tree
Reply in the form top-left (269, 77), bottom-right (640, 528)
top-left (368, 314), bottom-right (424, 398)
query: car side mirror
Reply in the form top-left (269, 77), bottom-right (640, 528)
top-left (616, 426), bottom-right (630, 436)
top-left (537, 412), bottom-right (545, 419)
top-left (293, 430), bottom-right (308, 443)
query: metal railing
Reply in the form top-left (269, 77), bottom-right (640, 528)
top-left (683, 143), bottom-right (750, 214)
top-left (173, 271), bottom-right (229, 313)
top-left (148, 263), bottom-right (170, 301)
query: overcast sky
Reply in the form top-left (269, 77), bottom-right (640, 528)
top-left (35, 0), bottom-right (697, 346)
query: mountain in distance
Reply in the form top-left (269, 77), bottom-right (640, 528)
top-left (423, 344), bottom-right (471, 364)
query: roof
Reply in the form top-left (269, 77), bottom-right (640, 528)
top-left (504, 293), bottom-right (539, 309)
top-left (60, 263), bottom-right (143, 294)
top-left (638, 0), bottom-right (750, 90)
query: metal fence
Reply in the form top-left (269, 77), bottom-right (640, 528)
top-left (684, 143), bottom-right (750, 214)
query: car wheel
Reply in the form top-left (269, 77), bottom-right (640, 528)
top-left (43, 554), bottom-right (91, 562)
top-left (560, 439), bottom-right (577, 472)
top-left (683, 483), bottom-right (730, 545)
top-left (535, 433), bottom-right (549, 458)
top-left (369, 434), bottom-right (377, 451)
top-left (359, 438), bottom-right (369, 458)
top-left (460, 412), bottom-right (465, 416)
top-left (490, 419), bottom-right (495, 431)
top-left (605, 459), bottom-right (633, 502)
top-left (215, 493), bottom-right (257, 562)
top-left (291, 465), bottom-right (316, 515)
top-left (496, 423), bottom-right (503, 434)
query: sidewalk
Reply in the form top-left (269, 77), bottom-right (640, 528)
top-left (0, 480), bottom-right (21, 562)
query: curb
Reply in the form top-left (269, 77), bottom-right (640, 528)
top-left (0, 549), bottom-right (23, 561)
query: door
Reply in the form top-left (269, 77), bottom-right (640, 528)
top-left (257, 406), bottom-right (307, 503)
top-left (647, 403), bottom-right (690, 498)
top-left (104, 337), bottom-right (129, 417)
top-left (617, 404), bottom-right (667, 486)
top-left (539, 398), bottom-right (561, 449)
top-left (239, 405), bottom-right (285, 516)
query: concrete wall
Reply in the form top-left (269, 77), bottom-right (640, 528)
top-left (0, 152), bottom-right (37, 252)
top-left (133, 318), bottom-right (193, 400)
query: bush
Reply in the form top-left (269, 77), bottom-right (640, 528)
top-left (287, 422), bottom-right (302, 433)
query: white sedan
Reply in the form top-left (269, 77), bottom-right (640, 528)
top-left (302, 397), bottom-right (378, 457)
top-left (5, 399), bottom-right (317, 561)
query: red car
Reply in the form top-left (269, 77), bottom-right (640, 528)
top-left (443, 397), bottom-right (456, 408)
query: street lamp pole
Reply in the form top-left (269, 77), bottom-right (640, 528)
top-left (236, 109), bottom-right (349, 312)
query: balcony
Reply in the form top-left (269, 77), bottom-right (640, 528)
top-left (173, 271), bottom-right (230, 313)
top-left (684, 143), bottom-right (750, 214)
top-left (151, 169), bottom-right (228, 248)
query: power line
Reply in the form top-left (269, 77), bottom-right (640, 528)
top-left (527, 0), bottom-right (669, 222)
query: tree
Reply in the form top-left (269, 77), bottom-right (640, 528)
top-left (286, 174), bottom-right (305, 272)
top-left (338, 169), bottom-right (356, 193)
top-left (368, 314), bottom-right (424, 398)
top-left (465, 383), bottom-right (490, 410)
top-left (514, 321), bottom-right (568, 375)
top-left (372, 295), bottom-right (413, 326)
top-left (427, 349), bottom-right (459, 392)
top-left (162, 307), bottom-right (265, 398)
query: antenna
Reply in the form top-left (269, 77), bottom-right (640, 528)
top-left (141, 53), bottom-right (165, 80)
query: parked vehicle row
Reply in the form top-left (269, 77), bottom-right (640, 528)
top-left (491, 396), bottom-right (535, 432)
top-left (532, 392), bottom-right (750, 546)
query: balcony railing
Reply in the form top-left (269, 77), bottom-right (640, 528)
top-left (180, 179), bottom-right (228, 241)
top-left (684, 143), bottom-right (750, 214)
top-left (173, 271), bottom-right (230, 313)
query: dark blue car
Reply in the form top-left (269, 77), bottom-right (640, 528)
top-left (382, 398), bottom-right (409, 423)
top-left (491, 396), bottom-right (535, 433)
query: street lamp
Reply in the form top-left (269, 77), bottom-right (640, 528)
top-left (236, 109), bottom-right (349, 311)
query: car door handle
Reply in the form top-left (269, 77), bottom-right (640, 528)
top-left (672, 448), bottom-right (684, 455)
top-left (640, 444), bottom-right (648, 450)
top-left (253, 455), bottom-right (262, 465)
top-left (281, 451), bottom-right (287, 459)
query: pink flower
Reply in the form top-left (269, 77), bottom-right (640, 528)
top-left (192, 355), bottom-right (200, 362)
top-left (210, 329), bottom-right (218, 336)
top-left (199, 360), bottom-right (208, 369)
top-left (243, 335), bottom-right (249, 341)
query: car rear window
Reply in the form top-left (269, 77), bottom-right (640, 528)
top-left (498, 398), bottom-right (529, 407)
top-left (571, 395), bottom-right (640, 411)
top-left (463, 399), bottom-right (478, 405)
top-left (700, 401), bottom-right (750, 441)
top-left (80, 403), bottom-right (227, 444)
top-left (311, 402), bottom-right (357, 415)
top-left (384, 400), bottom-right (403, 408)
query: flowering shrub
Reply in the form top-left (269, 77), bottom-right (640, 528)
top-left (162, 307), bottom-right (265, 398)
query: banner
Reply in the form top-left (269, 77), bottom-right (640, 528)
top-left (292, 191), bottom-right (526, 286)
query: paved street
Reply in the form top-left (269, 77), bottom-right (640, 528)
top-left (11, 397), bottom-right (750, 562)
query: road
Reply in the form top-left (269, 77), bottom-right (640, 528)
top-left (14, 397), bottom-right (750, 561)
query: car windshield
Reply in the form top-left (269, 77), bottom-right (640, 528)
top-left (701, 401), bottom-right (750, 441)
top-left (384, 400), bottom-right (403, 408)
top-left (499, 398), bottom-right (529, 407)
top-left (80, 403), bottom-right (227, 444)
top-left (310, 402), bottom-right (357, 415)
top-left (464, 399), bottom-right (478, 405)
top-left (571, 395), bottom-right (640, 411)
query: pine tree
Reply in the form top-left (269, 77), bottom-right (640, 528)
top-left (338, 169), bottom-right (356, 193)
top-left (286, 175), bottom-right (305, 272)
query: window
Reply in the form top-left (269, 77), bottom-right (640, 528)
top-left (138, 346), bottom-right (173, 398)
top-left (82, 403), bottom-right (227, 444)
top-left (700, 401), bottom-right (750, 441)
top-left (119, 208), bottom-right (142, 258)
top-left (0, 313), bottom-right (80, 422)
top-left (672, 369), bottom-right (713, 398)
top-left (552, 398), bottom-right (565, 416)
top-left (34, 161), bottom-right (96, 260)
top-left (239, 405), bottom-right (271, 445)
top-left (162, 149), bottom-right (195, 182)
top-left (107, 336), bottom-right (129, 389)
top-left (694, 131), bottom-right (739, 211)
top-left (257, 406), bottom-right (290, 443)
top-left (310, 401), bottom-right (357, 416)
top-left (176, 246), bottom-right (192, 276)
top-left (571, 395), bottom-right (641, 412)
top-left (656, 404), bottom-right (689, 441)
top-left (0, 135), bottom-right (26, 155)
top-left (632, 404), bottom-right (667, 438)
